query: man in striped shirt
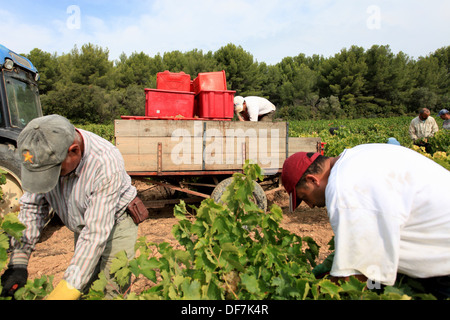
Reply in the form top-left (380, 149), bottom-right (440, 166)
top-left (1, 114), bottom-right (139, 299)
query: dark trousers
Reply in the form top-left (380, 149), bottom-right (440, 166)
top-left (258, 111), bottom-right (275, 122)
top-left (395, 274), bottom-right (450, 299)
top-left (414, 141), bottom-right (433, 154)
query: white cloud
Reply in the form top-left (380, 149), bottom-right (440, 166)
top-left (0, 9), bottom-right (54, 54)
top-left (71, 0), bottom-right (298, 61)
top-left (1, 1), bottom-right (449, 65)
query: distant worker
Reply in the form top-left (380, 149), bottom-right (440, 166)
top-left (234, 96), bottom-right (276, 122)
top-left (0, 114), bottom-right (141, 300)
top-left (329, 126), bottom-right (345, 135)
top-left (409, 108), bottom-right (439, 153)
top-left (438, 109), bottom-right (450, 130)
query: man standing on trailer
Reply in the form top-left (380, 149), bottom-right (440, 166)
top-left (234, 96), bottom-right (276, 122)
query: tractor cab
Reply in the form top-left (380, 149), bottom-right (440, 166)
top-left (0, 44), bottom-right (43, 214)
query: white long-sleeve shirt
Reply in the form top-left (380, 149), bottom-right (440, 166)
top-left (326, 144), bottom-right (450, 285)
top-left (244, 96), bottom-right (276, 121)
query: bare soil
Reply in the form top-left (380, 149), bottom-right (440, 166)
top-left (26, 181), bottom-right (334, 294)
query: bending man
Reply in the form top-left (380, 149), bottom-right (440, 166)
top-left (281, 144), bottom-right (450, 299)
top-left (1, 114), bottom-right (139, 299)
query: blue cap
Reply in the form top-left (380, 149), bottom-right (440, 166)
top-left (438, 109), bottom-right (449, 116)
top-left (387, 137), bottom-right (401, 146)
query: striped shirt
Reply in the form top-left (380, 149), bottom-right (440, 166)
top-left (10, 129), bottom-right (136, 290)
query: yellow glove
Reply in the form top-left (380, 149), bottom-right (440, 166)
top-left (47, 280), bottom-right (82, 300)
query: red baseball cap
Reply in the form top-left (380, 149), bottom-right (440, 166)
top-left (281, 152), bottom-right (320, 212)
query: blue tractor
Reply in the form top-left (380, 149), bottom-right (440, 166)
top-left (0, 44), bottom-right (43, 214)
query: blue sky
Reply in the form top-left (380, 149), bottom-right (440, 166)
top-left (1, 0), bottom-right (449, 65)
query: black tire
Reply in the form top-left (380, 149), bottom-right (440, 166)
top-left (0, 143), bottom-right (23, 214)
top-left (210, 177), bottom-right (268, 212)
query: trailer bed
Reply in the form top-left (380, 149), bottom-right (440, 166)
top-left (115, 119), bottom-right (321, 176)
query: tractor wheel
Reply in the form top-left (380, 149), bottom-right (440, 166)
top-left (0, 144), bottom-right (23, 215)
top-left (210, 177), bottom-right (268, 212)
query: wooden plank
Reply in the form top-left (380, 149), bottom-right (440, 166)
top-left (115, 119), bottom-right (203, 138)
top-left (202, 137), bottom-right (286, 157)
top-left (203, 121), bottom-right (287, 172)
top-left (115, 120), bottom-right (203, 173)
top-left (120, 143), bottom-right (284, 172)
top-left (122, 154), bottom-right (203, 172)
top-left (116, 137), bottom-right (203, 155)
top-left (203, 141), bottom-right (285, 171)
top-left (204, 120), bottom-right (287, 134)
top-left (288, 137), bottom-right (321, 156)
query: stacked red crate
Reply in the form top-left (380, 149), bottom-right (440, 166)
top-left (145, 88), bottom-right (195, 118)
top-left (144, 70), bottom-right (235, 120)
top-left (157, 70), bottom-right (191, 92)
top-left (196, 90), bottom-right (235, 119)
top-left (145, 71), bottom-right (194, 119)
top-left (193, 71), bottom-right (235, 120)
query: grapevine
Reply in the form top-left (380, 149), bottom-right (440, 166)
top-left (289, 116), bottom-right (450, 169)
top-left (86, 162), bottom-right (435, 300)
top-left (0, 169), bottom-right (53, 300)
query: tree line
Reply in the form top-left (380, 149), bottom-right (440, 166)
top-left (25, 43), bottom-right (450, 124)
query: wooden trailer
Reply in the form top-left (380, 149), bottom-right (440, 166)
top-left (114, 119), bottom-right (321, 210)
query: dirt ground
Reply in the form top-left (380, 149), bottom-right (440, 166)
top-left (26, 181), bottom-right (334, 294)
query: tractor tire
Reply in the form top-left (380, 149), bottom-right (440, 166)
top-left (210, 177), bottom-right (268, 212)
top-left (0, 143), bottom-right (23, 215)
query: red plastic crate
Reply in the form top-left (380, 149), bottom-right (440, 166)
top-left (156, 71), bottom-right (191, 92)
top-left (196, 90), bottom-right (235, 119)
top-left (145, 89), bottom-right (195, 118)
top-left (193, 70), bottom-right (227, 94)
